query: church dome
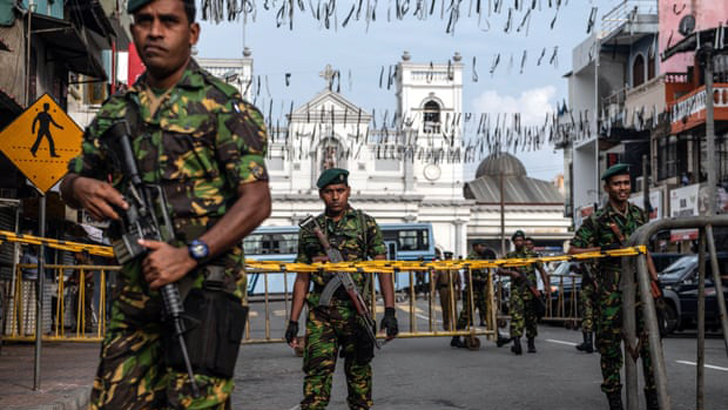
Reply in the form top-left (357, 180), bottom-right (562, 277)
top-left (475, 152), bottom-right (527, 178)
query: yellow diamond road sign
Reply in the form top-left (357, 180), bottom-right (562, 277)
top-left (0, 93), bottom-right (83, 193)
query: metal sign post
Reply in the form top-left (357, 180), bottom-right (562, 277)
top-left (33, 195), bottom-right (45, 390)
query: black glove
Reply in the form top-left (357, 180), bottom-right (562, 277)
top-left (600, 243), bottom-right (622, 252)
top-left (380, 307), bottom-right (398, 338)
top-left (285, 320), bottom-right (299, 344)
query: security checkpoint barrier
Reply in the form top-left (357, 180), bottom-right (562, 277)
top-left (3, 263), bottom-right (119, 342)
top-left (0, 230), bottom-right (651, 348)
top-left (543, 273), bottom-right (582, 328)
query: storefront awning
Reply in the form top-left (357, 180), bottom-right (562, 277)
top-left (31, 13), bottom-right (107, 80)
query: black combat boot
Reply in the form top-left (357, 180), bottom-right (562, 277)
top-left (511, 337), bottom-right (522, 355)
top-left (645, 389), bottom-right (659, 410)
top-left (527, 337), bottom-right (536, 353)
top-left (606, 392), bottom-right (623, 410)
top-left (450, 336), bottom-right (465, 348)
top-left (496, 334), bottom-right (512, 348)
top-left (575, 332), bottom-right (594, 353)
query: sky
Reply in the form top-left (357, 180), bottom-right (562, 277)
top-left (194, 0), bottom-right (624, 181)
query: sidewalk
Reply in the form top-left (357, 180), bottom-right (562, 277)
top-left (0, 341), bottom-right (99, 410)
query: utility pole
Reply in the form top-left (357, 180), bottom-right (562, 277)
top-left (499, 169), bottom-right (505, 256)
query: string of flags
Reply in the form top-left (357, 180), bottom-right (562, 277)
top-left (201, 0), bottom-right (572, 33)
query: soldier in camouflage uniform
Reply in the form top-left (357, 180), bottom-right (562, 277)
top-left (501, 230), bottom-right (550, 355)
top-left (450, 240), bottom-right (494, 348)
top-left (285, 168), bottom-right (398, 410)
top-left (569, 163), bottom-right (661, 410)
top-left (60, 0), bottom-right (271, 408)
top-left (575, 262), bottom-right (596, 353)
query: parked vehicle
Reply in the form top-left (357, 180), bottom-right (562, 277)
top-left (650, 253), bottom-right (685, 274)
top-left (659, 253), bottom-right (728, 335)
top-left (243, 223), bottom-right (436, 295)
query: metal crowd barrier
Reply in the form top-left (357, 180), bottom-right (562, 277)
top-left (1, 263), bottom-right (496, 348)
top-left (625, 215), bottom-right (728, 410)
top-left (0, 230), bottom-right (650, 349)
top-left (243, 264), bottom-right (495, 349)
top-left (2, 263), bottom-right (119, 342)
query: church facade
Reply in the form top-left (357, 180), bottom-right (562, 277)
top-left (200, 53), bottom-right (570, 257)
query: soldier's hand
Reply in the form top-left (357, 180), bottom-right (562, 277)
top-left (311, 255), bottom-right (330, 263)
top-left (72, 177), bottom-right (128, 221)
top-left (139, 240), bottom-right (196, 290)
top-left (285, 320), bottom-right (299, 347)
top-left (380, 307), bottom-right (398, 340)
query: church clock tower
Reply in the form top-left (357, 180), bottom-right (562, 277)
top-left (395, 51), bottom-right (465, 201)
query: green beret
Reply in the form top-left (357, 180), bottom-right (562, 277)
top-left (602, 163), bottom-right (631, 181)
top-left (317, 168), bottom-right (349, 189)
top-left (511, 230), bottom-right (526, 241)
top-left (127, 0), bottom-right (151, 13)
top-left (472, 239), bottom-right (487, 246)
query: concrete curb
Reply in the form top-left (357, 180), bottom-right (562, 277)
top-left (22, 387), bottom-right (91, 410)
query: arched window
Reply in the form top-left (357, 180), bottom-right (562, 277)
top-left (633, 54), bottom-right (645, 87)
top-left (423, 100), bottom-right (441, 133)
top-left (319, 137), bottom-right (345, 172)
top-left (648, 53), bottom-right (656, 81)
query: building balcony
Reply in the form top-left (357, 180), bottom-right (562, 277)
top-left (670, 83), bottom-right (728, 134)
top-left (600, 0), bottom-right (658, 45)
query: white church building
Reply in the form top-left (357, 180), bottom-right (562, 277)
top-left (198, 52), bottom-right (571, 257)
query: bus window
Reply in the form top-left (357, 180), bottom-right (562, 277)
top-left (397, 229), bottom-right (428, 251)
top-left (269, 233), bottom-right (298, 254)
top-left (398, 230), bottom-right (418, 251)
top-left (243, 234), bottom-right (263, 255)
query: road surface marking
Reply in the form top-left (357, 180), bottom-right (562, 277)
top-left (273, 309), bottom-right (288, 317)
top-left (676, 360), bottom-right (728, 372)
top-left (247, 311), bottom-right (259, 317)
top-left (545, 338), bottom-right (578, 346)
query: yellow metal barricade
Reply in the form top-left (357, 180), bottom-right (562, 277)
top-left (0, 229), bottom-right (649, 347)
top-left (3, 263), bottom-right (119, 342)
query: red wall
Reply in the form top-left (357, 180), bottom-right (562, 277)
top-left (127, 43), bottom-right (146, 86)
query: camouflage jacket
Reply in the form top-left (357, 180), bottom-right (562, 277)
top-left (67, 59), bottom-right (268, 299)
top-left (465, 250), bottom-right (489, 285)
top-left (570, 202), bottom-right (646, 291)
top-left (296, 207), bottom-right (385, 300)
top-left (505, 249), bottom-right (537, 289)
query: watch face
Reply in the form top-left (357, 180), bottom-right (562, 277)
top-left (190, 241), bottom-right (208, 259)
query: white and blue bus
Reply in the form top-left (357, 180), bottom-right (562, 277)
top-left (244, 223), bottom-right (436, 295)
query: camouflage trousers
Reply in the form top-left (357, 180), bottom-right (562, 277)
top-left (580, 279), bottom-right (597, 333)
top-left (88, 268), bottom-right (238, 410)
top-left (89, 315), bottom-right (233, 409)
top-left (509, 288), bottom-right (538, 339)
top-left (596, 290), bottom-right (656, 394)
top-left (302, 301), bottom-right (372, 410)
top-left (456, 284), bottom-right (488, 329)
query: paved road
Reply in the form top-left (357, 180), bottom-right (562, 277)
top-left (233, 315), bottom-right (728, 410)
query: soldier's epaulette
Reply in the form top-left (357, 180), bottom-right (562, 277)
top-left (201, 70), bottom-right (241, 99)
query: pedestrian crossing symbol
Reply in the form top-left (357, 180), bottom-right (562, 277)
top-left (0, 93), bottom-right (83, 193)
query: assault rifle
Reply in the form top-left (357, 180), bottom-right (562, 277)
top-left (100, 120), bottom-right (200, 397)
top-left (299, 215), bottom-right (381, 349)
top-left (498, 265), bottom-right (547, 317)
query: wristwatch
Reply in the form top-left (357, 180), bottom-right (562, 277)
top-left (188, 239), bottom-right (210, 262)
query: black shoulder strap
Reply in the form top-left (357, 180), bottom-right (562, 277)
top-left (358, 209), bottom-right (369, 259)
